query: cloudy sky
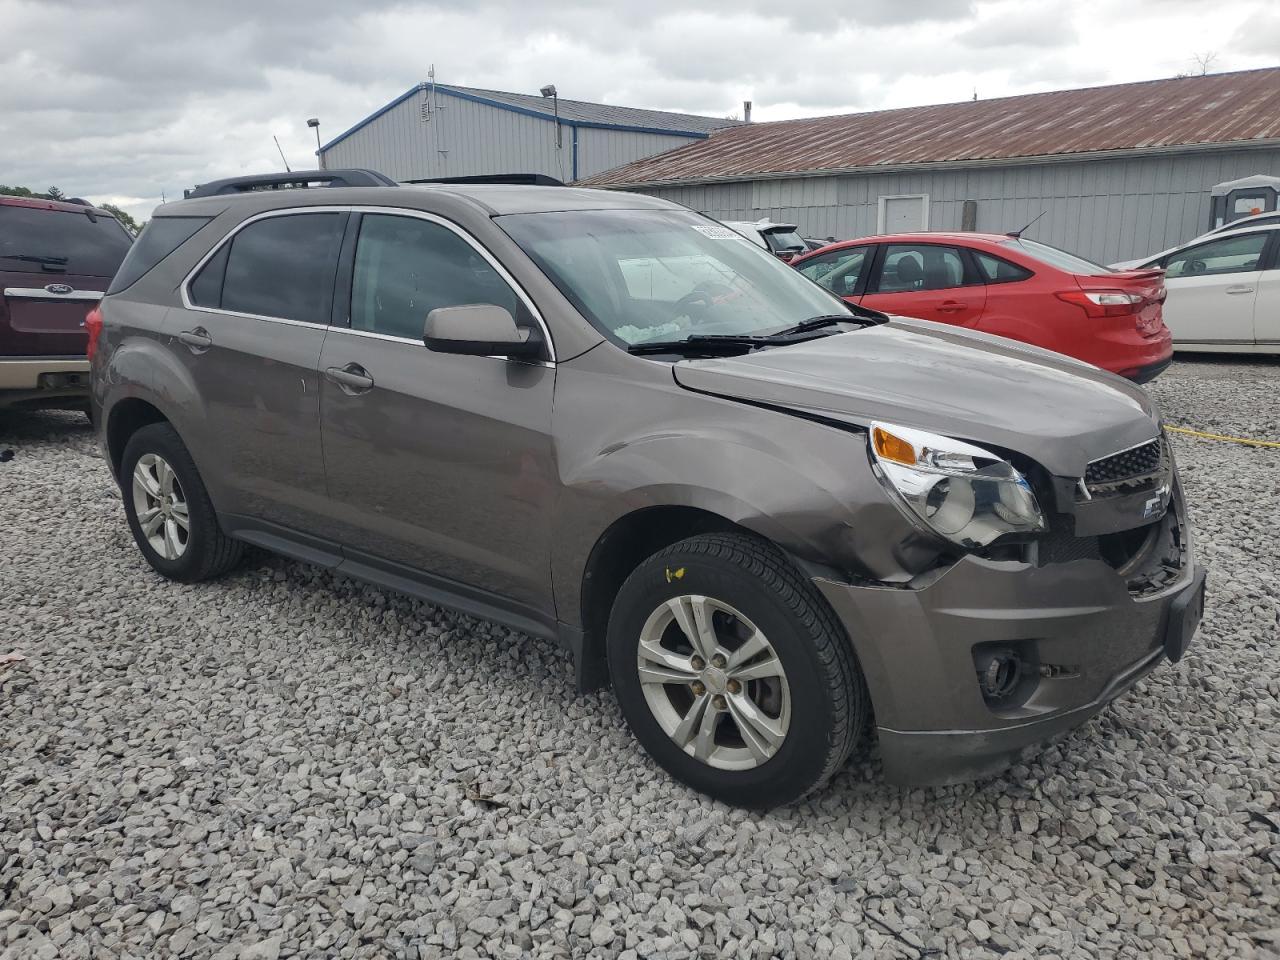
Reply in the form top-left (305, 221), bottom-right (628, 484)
top-left (2, 0), bottom-right (1276, 222)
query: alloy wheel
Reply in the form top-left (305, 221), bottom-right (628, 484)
top-left (636, 595), bottom-right (791, 771)
top-left (131, 453), bottom-right (190, 561)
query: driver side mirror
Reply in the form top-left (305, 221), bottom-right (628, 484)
top-left (423, 304), bottom-right (543, 359)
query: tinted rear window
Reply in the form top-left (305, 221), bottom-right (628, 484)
top-left (107, 216), bottom-right (211, 294)
top-left (190, 213), bottom-right (345, 322)
top-left (0, 205), bottom-right (133, 277)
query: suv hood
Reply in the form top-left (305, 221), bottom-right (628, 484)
top-left (672, 318), bottom-right (1159, 479)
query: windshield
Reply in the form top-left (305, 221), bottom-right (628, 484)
top-left (497, 209), bottom-right (851, 345)
top-left (1001, 237), bottom-right (1111, 276)
top-left (0, 205), bottom-right (133, 277)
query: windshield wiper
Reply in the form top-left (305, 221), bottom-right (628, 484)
top-left (772, 310), bottom-right (888, 338)
top-left (1, 253), bottom-right (70, 271)
top-left (627, 334), bottom-right (771, 356)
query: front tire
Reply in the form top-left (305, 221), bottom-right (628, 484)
top-left (607, 533), bottom-right (867, 809)
top-left (120, 422), bottom-right (242, 582)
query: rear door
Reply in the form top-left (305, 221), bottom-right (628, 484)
top-left (0, 204), bottom-right (132, 356)
top-left (860, 242), bottom-right (986, 325)
top-left (1160, 231), bottom-right (1272, 346)
top-left (171, 209), bottom-right (346, 532)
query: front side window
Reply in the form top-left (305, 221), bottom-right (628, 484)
top-left (189, 212), bottom-right (345, 321)
top-left (1164, 232), bottom-right (1269, 278)
top-left (350, 214), bottom-right (520, 340)
top-left (497, 209), bottom-right (850, 345)
top-left (876, 244), bottom-right (967, 293)
top-left (796, 248), bottom-right (868, 297)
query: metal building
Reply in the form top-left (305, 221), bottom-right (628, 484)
top-left (583, 68), bottom-right (1280, 264)
top-left (317, 82), bottom-right (741, 184)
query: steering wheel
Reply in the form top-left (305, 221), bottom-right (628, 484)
top-left (1186, 259), bottom-right (1207, 275)
top-left (672, 281), bottom-right (735, 323)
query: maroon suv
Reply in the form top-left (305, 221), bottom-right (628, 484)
top-left (0, 195), bottom-right (133, 412)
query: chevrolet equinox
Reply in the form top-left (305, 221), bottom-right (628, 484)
top-left (91, 170), bottom-right (1207, 809)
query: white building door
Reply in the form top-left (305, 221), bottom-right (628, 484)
top-left (879, 195), bottom-right (928, 233)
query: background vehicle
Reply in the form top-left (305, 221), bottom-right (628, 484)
top-left (1111, 209), bottom-right (1280, 270)
top-left (803, 236), bottom-right (838, 252)
top-left (720, 219), bottom-right (807, 261)
top-left (792, 232), bottom-right (1173, 382)
top-left (1124, 224), bottom-right (1279, 354)
top-left (0, 195), bottom-right (132, 412)
top-left (93, 172), bottom-right (1204, 808)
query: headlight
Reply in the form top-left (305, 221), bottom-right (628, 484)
top-left (869, 422), bottom-right (1045, 548)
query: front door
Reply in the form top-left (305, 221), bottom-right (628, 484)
top-left (172, 210), bottom-right (346, 531)
top-left (317, 211), bottom-right (557, 614)
top-left (1161, 231), bottom-right (1273, 347)
top-left (860, 242), bottom-right (986, 326)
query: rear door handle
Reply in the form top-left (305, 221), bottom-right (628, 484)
top-left (937, 300), bottom-right (967, 313)
top-left (1225, 285), bottom-right (1255, 295)
top-left (325, 363), bottom-right (375, 395)
top-left (178, 327), bottom-right (212, 351)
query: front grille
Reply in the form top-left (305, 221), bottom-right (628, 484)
top-left (1085, 438), bottom-right (1162, 487)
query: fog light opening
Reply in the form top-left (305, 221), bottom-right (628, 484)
top-left (979, 651), bottom-right (1023, 702)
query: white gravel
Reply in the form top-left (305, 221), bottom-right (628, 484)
top-left (2, 356), bottom-right (1278, 960)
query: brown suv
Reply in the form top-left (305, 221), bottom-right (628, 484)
top-left (91, 171), bottom-right (1206, 808)
top-left (0, 195), bottom-right (133, 412)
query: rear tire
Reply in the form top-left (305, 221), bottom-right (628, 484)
top-left (120, 422), bottom-right (242, 582)
top-left (606, 533), bottom-right (867, 809)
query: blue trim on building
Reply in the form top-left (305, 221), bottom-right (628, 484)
top-left (319, 84), bottom-right (711, 154)
top-left (570, 123), bottom-right (579, 181)
top-left (319, 84), bottom-right (422, 152)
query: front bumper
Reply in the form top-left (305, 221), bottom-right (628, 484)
top-left (815, 553), bottom-right (1206, 786)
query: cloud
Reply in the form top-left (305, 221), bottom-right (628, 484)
top-left (0, 0), bottom-right (1271, 222)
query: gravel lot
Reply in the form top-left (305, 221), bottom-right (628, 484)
top-left (2, 356), bottom-right (1278, 960)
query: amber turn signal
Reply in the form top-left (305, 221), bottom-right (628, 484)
top-left (872, 426), bottom-right (917, 466)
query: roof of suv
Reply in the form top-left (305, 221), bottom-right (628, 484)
top-left (0, 194), bottom-right (119, 218)
top-left (158, 182), bottom-right (680, 219)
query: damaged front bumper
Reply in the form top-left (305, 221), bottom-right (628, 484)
top-left (814, 498), bottom-right (1207, 787)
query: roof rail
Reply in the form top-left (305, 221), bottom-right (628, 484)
top-left (184, 169), bottom-right (397, 199)
top-left (405, 174), bottom-right (565, 187)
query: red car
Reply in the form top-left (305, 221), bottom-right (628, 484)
top-left (791, 233), bottom-right (1172, 382)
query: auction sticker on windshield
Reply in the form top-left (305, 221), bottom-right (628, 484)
top-left (691, 224), bottom-right (747, 240)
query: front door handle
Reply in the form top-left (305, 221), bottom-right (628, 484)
top-left (1225, 285), bottom-right (1255, 295)
top-left (178, 327), bottom-right (212, 352)
top-left (325, 362), bottom-right (375, 395)
top-left (936, 300), bottom-right (967, 313)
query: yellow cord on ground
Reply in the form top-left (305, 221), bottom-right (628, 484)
top-left (1165, 425), bottom-right (1280, 449)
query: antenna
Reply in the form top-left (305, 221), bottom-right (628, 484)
top-left (1006, 210), bottom-right (1046, 239)
top-left (273, 135), bottom-right (292, 172)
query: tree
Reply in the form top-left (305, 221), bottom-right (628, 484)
top-left (45, 186), bottom-right (65, 201)
top-left (99, 203), bottom-right (141, 235)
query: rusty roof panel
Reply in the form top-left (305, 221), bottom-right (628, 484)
top-left (583, 68), bottom-right (1280, 186)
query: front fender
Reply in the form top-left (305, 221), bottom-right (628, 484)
top-left (550, 387), bottom-right (921, 628)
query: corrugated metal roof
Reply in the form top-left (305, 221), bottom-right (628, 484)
top-left (583, 68), bottom-right (1280, 187)
top-left (319, 83), bottom-right (742, 153)
top-left (438, 85), bottom-right (742, 135)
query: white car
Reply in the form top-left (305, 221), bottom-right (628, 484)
top-left (1111, 209), bottom-right (1280, 270)
top-left (1131, 224), bottom-right (1279, 354)
top-left (720, 219), bottom-right (808, 261)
